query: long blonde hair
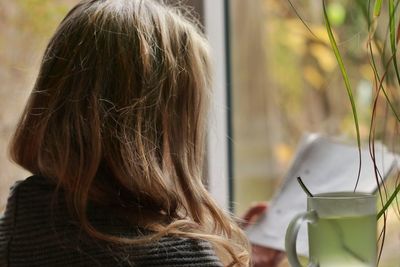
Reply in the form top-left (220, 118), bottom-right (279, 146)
top-left (10, 0), bottom-right (250, 265)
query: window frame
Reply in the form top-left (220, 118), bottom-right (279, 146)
top-left (204, 0), bottom-right (232, 212)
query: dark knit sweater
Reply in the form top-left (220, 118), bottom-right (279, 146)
top-left (0, 176), bottom-right (223, 267)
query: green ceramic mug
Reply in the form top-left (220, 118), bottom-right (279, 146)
top-left (285, 192), bottom-right (377, 267)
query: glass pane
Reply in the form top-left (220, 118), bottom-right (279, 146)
top-left (230, 0), bottom-right (358, 214)
top-left (229, 1), bottom-right (399, 266)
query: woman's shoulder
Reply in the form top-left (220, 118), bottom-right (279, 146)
top-left (2, 175), bottom-right (59, 231)
top-left (11, 175), bottom-right (55, 192)
top-left (2, 175), bottom-right (55, 213)
top-left (0, 175), bottom-right (56, 266)
top-left (122, 236), bottom-right (224, 267)
top-left (1, 177), bottom-right (224, 266)
top-left (4, 175), bottom-right (56, 214)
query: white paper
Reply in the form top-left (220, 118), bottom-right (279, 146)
top-left (246, 133), bottom-right (398, 256)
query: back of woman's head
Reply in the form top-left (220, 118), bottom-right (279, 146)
top-left (10, 0), bottom-right (249, 265)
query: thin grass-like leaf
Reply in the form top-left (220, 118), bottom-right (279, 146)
top-left (366, 28), bottom-right (387, 265)
top-left (395, 0), bottom-right (400, 44)
top-left (370, 0), bottom-right (383, 38)
top-left (366, 22), bottom-right (400, 224)
top-left (378, 183), bottom-right (400, 219)
top-left (368, 0), bottom-right (372, 22)
top-left (374, 0), bottom-right (383, 17)
top-left (380, 80), bottom-right (400, 123)
top-left (397, 19), bottom-right (400, 44)
top-left (355, 0), bottom-right (371, 27)
top-left (374, 53), bottom-right (400, 123)
top-left (357, 0), bottom-right (385, 68)
top-left (389, 0), bottom-right (400, 85)
top-left (366, 12), bottom-right (400, 124)
top-left (286, 0), bottom-right (318, 39)
top-left (322, 0), bottom-right (362, 190)
top-left (365, 25), bottom-right (400, 225)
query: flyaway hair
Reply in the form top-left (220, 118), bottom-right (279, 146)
top-left (9, 0), bottom-right (250, 266)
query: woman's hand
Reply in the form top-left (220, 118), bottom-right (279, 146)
top-left (241, 203), bottom-right (285, 267)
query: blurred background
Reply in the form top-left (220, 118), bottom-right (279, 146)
top-left (230, 1), bottom-right (399, 266)
top-left (231, 0), bottom-right (389, 213)
top-left (0, 0), bottom-right (399, 266)
top-left (0, 0), bottom-right (74, 207)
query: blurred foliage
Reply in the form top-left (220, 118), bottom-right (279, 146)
top-left (327, 2), bottom-right (346, 26)
top-left (260, 0), bottom-right (400, 143)
top-left (15, 0), bottom-right (69, 39)
top-left (232, 0), bottom-right (400, 265)
top-left (0, 0), bottom-right (78, 210)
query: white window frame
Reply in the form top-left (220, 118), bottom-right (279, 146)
top-left (204, 0), bottom-right (231, 211)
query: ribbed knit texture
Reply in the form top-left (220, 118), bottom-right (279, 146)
top-left (0, 176), bottom-right (223, 267)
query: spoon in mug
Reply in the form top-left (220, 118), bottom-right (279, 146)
top-left (296, 176), bottom-right (367, 264)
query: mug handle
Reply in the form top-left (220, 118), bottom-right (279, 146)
top-left (285, 210), bottom-right (318, 267)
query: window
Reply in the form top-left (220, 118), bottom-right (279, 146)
top-left (229, 0), bottom-right (399, 266)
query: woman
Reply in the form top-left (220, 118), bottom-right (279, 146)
top-left (0, 0), bottom-right (282, 266)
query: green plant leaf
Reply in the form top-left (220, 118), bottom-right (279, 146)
top-left (368, 0), bottom-right (382, 39)
top-left (322, 0), bottom-right (362, 190)
top-left (367, 26), bottom-right (400, 220)
top-left (389, 0), bottom-right (400, 85)
top-left (367, 27), bottom-right (400, 125)
top-left (355, 0), bottom-right (372, 27)
top-left (286, 0), bottom-right (318, 39)
top-left (397, 19), bottom-right (400, 44)
top-left (378, 182), bottom-right (400, 219)
top-left (374, 0), bottom-right (383, 17)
